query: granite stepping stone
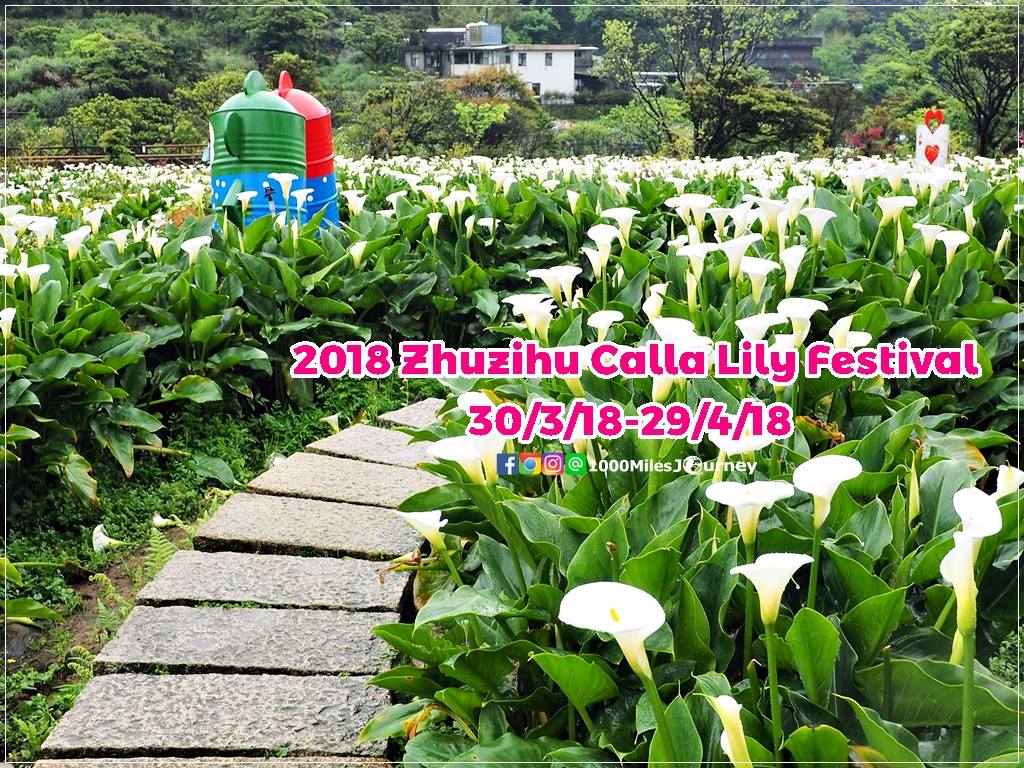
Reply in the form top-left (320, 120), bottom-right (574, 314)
top-left (137, 550), bottom-right (407, 612)
top-left (95, 606), bottom-right (397, 675)
top-left (41, 673), bottom-right (389, 758)
top-left (377, 398), bottom-right (445, 429)
top-left (307, 423), bottom-right (432, 468)
top-left (194, 493), bottom-right (420, 559)
top-left (247, 453), bottom-right (440, 508)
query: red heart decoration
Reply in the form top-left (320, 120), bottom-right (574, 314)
top-left (924, 109), bottom-right (944, 129)
top-left (924, 144), bottom-right (940, 164)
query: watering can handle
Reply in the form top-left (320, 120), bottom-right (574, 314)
top-left (223, 113), bottom-right (244, 159)
top-left (278, 70), bottom-right (293, 96)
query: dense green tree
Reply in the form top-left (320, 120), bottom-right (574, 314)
top-left (67, 29), bottom-right (180, 99)
top-left (927, 5), bottom-right (1020, 155)
top-left (171, 70), bottom-right (245, 143)
top-left (67, 94), bottom-right (173, 159)
top-left (806, 81), bottom-right (868, 146)
top-left (264, 52), bottom-right (322, 94)
top-left (244, 0), bottom-right (330, 66)
top-left (340, 14), bottom-right (405, 68)
top-left (507, 9), bottom-right (559, 44)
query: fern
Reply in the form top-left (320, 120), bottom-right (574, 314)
top-left (143, 527), bottom-right (178, 581)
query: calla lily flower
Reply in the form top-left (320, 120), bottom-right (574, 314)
top-left (25, 264), bottom-right (50, 292)
top-left (0, 226), bottom-right (17, 251)
top-left (940, 531), bottom-right (978, 635)
top-left (739, 256), bottom-right (778, 304)
top-left (912, 223), bottom-right (945, 255)
top-left (181, 236), bottom-right (211, 266)
top-left (588, 309), bottom-right (623, 342)
top-left (994, 464), bottom-right (1024, 499)
top-left (268, 172), bottom-right (298, 206)
top-left (92, 523), bottom-right (125, 552)
top-left (736, 312), bottom-right (786, 342)
top-left (394, 510), bottom-right (448, 553)
top-left (504, 294), bottom-right (555, 343)
top-left (566, 189), bottom-right (581, 214)
top-left (236, 190), bottom-right (257, 216)
top-left (319, 413), bottom-right (341, 433)
top-left (777, 297), bottom-right (827, 346)
top-left (147, 235), bottom-right (168, 259)
top-left (677, 242), bottom-right (717, 281)
top-left (903, 269), bottom-right (921, 305)
top-left (642, 282), bottom-right (668, 320)
top-left (290, 188), bottom-right (314, 216)
top-left (152, 513), bottom-right (175, 528)
top-left (716, 234), bottom-right (763, 280)
top-left (731, 552), bottom-right (813, 625)
top-left (708, 695), bottom-right (754, 768)
top-left (83, 208), bottom-right (104, 234)
top-left (559, 581), bottom-right (666, 679)
top-left (109, 229), bottom-right (130, 254)
top-left (708, 207), bottom-right (732, 237)
top-left (28, 217), bottom-right (57, 247)
top-left (426, 436), bottom-right (486, 486)
top-left (994, 229), bottom-right (1011, 261)
top-left (799, 207), bottom-right (836, 246)
top-left (706, 480), bottom-right (794, 544)
top-left (778, 245), bottom-right (807, 294)
top-left (828, 315), bottom-right (872, 350)
top-left (601, 207), bottom-right (638, 244)
top-left (709, 428), bottom-right (777, 457)
top-left (936, 230), bottom-right (970, 263)
top-left (729, 201), bottom-right (756, 236)
top-left (0, 264), bottom-right (16, 287)
top-left (62, 226), bottom-right (90, 260)
top-left (350, 241), bottom-right (367, 268)
top-left (792, 454), bottom-right (863, 529)
top-left (427, 212), bottom-right (443, 236)
top-left (0, 307), bottom-right (15, 341)
top-left (464, 214), bottom-right (475, 238)
top-left (587, 223), bottom-right (619, 271)
top-left (952, 487), bottom-right (1001, 556)
top-left (877, 195), bottom-right (918, 225)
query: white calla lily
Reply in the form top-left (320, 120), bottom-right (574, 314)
top-left (706, 480), bottom-right (794, 544)
top-left (994, 464), bottom-right (1024, 499)
top-left (793, 454), bottom-right (863, 528)
top-left (731, 552), bottom-right (813, 625)
top-left (394, 510), bottom-right (448, 553)
top-left (92, 523), bottom-right (125, 552)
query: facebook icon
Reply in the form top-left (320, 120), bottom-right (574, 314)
top-left (496, 453), bottom-right (519, 476)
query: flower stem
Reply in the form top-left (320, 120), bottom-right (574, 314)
top-left (744, 540), bottom-right (756, 668)
top-left (764, 623), bottom-right (784, 765)
top-left (440, 549), bottom-right (464, 586)
top-left (960, 630), bottom-right (975, 767)
top-left (641, 673), bottom-right (676, 767)
top-left (807, 526), bottom-right (822, 612)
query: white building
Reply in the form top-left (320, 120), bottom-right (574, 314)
top-left (399, 23), bottom-right (597, 103)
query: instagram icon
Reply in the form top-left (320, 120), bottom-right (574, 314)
top-left (541, 453), bottom-right (564, 475)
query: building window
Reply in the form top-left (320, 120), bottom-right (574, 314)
top-left (518, 52), bottom-right (526, 67)
top-left (411, 53), bottom-right (420, 67)
top-left (504, 53), bottom-right (511, 64)
top-left (545, 52), bottom-right (553, 66)
top-left (531, 82), bottom-right (541, 95)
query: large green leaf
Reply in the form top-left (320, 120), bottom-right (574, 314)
top-left (786, 608), bottom-right (840, 707)
top-left (841, 587), bottom-right (907, 665)
top-left (532, 652), bottom-right (619, 712)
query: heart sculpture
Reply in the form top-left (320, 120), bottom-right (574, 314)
top-left (924, 144), bottom-right (940, 164)
top-left (924, 109), bottom-right (944, 130)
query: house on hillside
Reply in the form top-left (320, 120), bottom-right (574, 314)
top-left (398, 22), bottom-right (596, 103)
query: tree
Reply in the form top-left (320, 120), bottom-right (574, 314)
top-left (172, 70), bottom-right (245, 143)
top-left (507, 9), bottom-right (559, 44)
top-left (68, 94), bottom-right (173, 159)
top-left (927, 6), bottom-right (1020, 155)
top-left (807, 81), bottom-right (868, 146)
top-left (597, 1), bottom-right (804, 156)
top-left (264, 52), bottom-right (321, 95)
top-left (244, 0), bottom-right (330, 66)
top-left (341, 14), bottom-right (406, 68)
top-left (68, 29), bottom-right (178, 99)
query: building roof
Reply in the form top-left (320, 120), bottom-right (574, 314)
top-left (510, 44), bottom-right (582, 51)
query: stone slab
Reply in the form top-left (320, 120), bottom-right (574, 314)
top-left (95, 606), bottom-right (397, 675)
top-left (35, 759), bottom-right (389, 767)
top-left (246, 453), bottom-right (440, 509)
top-left (41, 674), bottom-right (389, 757)
top-left (194, 493), bottom-right (420, 559)
top-left (377, 398), bottom-right (444, 429)
top-left (307, 424), bottom-right (431, 469)
top-left (137, 550), bottom-right (406, 612)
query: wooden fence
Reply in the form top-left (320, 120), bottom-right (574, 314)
top-left (11, 143), bottom-right (206, 167)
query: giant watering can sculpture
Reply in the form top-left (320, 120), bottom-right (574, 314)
top-left (276, 70), bottom-right (340, 227)
top-left (209, 70), bottom-right (338, 228)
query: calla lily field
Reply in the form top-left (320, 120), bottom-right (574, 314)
top-left (3, 149), bottom-right (1022, 765)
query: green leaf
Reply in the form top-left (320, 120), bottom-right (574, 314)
top-left (157, 375), bottom-right (222, 404)
top-left (187, 453), bottom-right (235, 487)
top-left (841, 587), bottom-right (906, 665)
top-left (367, 665), bottom-right (440, 698)
top-left (837, 695), bottom-right (923, 766)
top-left (620, 548), bottom-right (680, 603)
top-left (919, 459), bottom-right (973, 539)
top-left (855, 658), bottom-right (1024, 727)
top-left (784, 724), bottom-right (850, 767)
top-left (3, 597), bottom-right (63, 624)
top-left (648, 694), bottom-right (702, 767)
top-left (415, 586), bottom-right (518, 628)
top-left (566, 509), bottom-right (628, 588)
top-left (357, 699), bottom-right (422, 743)
top-left (786, 608), bottom-right (841, 707)
top-left (446, 733), bottom-right (571, 768)
top-left (532, 652), bottom-right (619, 712)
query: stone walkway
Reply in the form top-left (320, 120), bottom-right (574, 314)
top-left (37, 399), bottom-right (446, 768)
